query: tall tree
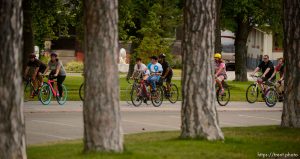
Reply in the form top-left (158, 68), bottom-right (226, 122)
top-left (221, 0), bottom-right (282, 81)
top-left (0, 0), bottom-right (27, 158)
top-left (83, 0), bottom-right (123, 152)
top-left (181, 0), bottom-right (224, 140)
top-left (215, 0), bottom-right (222, 53)
top-left (281, 0), bottom-right (300, 128)
top-left (23, 0), bottom-right (34, 71)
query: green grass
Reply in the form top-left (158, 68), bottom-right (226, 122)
top-left (32, 76), bottom-right (257, 101)
top-left (27, 126), bottom-right (300, 159)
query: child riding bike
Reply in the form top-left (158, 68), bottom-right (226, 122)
top-left (214, 53), bottom-right (227, 95)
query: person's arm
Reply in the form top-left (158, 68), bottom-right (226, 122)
top-left (24, 66), bottom-right (29, 77)
top-left (251, 67), bottom-right (260, 76)
top-left (215, 67), bottom-right (224, 77)
top-left (55, 63), bottom-right (62, 76)
top-left (43, 66), bottom-right (49, 75)
top-left (262, 68), bottom-right (270, 78)
top-left (268, 70), bottom-right (277, 81)
top-left (32, 67), bottom-right (39, 80)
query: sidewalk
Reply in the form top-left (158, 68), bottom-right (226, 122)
top-left (23, 101), bottom-right (282, 113)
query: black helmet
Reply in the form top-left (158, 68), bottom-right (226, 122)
top-left (50, 52), bottom-right (57, 57)
top-left (159, 53), bottom-right (166, 58)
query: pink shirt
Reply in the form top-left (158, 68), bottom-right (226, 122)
top-left (215, 62), bottom-right (226, 75)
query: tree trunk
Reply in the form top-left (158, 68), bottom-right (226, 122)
top-left (181, 0), bottom-right (224, 140)
top-left (22, 0), bottom-right (34, 71)
top-left (215, 0), bottom-right (222, 53)
top-left (0, 0), bottom-right (27, 158)
top-left (281, 0), bottom-right (300, 128)
top-left (83, 0), bottom-right (123, 152)
top-left (234, 15), bottom-right (249, 81)
top-left (126, 39), bottom-right (140, 79)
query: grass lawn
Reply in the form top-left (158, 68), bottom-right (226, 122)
top-left (27, 126), bottom-right (300, 159)
top-left (36, 76), bottom-right (257, 102)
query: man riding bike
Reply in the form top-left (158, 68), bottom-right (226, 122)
top-left (24, 53), bottom-right (47, 97)
top-left (158, 53), bottom-right (173, 97)
top-left (147, 56), bottom-right (163, 94)
top-left (214, 53), bottom-right (227, 95)
top-left (251, 55), bottom-right (275, 81)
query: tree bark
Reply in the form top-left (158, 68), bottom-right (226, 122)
top-left (83, 0), bottom-right (123, 152)
top-left (0, 0), bottom-right (27, 158)
top-left (22, 0), bottom-right (34, 71)
top-left (181, 0), bottom-right (224, 140)
top-left (215, 0), bottom-right (222, 53)
top-left (281, 0), bottom-right (300, 128)
top-left (234, 15), bottom-right (249, 81)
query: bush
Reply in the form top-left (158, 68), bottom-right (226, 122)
top-left (65, 61), bottom-right (84, 72)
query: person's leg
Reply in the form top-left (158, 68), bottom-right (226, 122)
top-left (151, 76), bottom-right (159, 92)
top-left (216, 75), bottom-right (225, 94)
top-left (57, 76), bottom-right (66, 96)
top-left (166, 75), bottom-right (172, 92)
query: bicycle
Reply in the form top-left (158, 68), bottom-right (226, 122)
top-left (246, 75), bottom-right (274, 104)
top-left (39, 75), bottom-right (68, 105)
top-left (161, 81), bottom-right (179, 104)
top-left (23, 77), bottom-right (41, 102)
top-left (264, 80), bottom-right (284, 107)
top-left (215, 80), bottom-right (230, 106)
top-left (131, 78), bottom-right (163, 107)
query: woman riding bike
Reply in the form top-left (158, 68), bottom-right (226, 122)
top-left (214, 53), bottom-right (227, 95)
top-left (43, 52), bottom-right (67, 99)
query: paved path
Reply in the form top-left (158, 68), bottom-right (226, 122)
top-left (24, 101), bottom-right (282, 145)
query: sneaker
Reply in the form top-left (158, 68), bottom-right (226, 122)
top-left (30, 92), bottom-right (35, 98)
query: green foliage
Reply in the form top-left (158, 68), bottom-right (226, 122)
top-left (39, 55), bottom-right (50, 65)
top-left (65, 61), bottom-right (84, 72)
top-left (32, 0), bottom-right (82, 48)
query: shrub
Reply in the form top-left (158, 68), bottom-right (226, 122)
top-left (65, 61), bottom-right (84, 72)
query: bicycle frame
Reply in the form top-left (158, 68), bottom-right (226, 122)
top-left (46, 79), bottom-right (59, 97)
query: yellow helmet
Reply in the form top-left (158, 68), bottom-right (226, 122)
top-left (214, 53), bottom-right (222, 59)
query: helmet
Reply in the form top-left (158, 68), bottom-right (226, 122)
top-left (50, 52), bottom-right (57, 57)
top-left (159, 53), bottom-right (166, 58)
top-left (214, 53), bottom-right (222, 59)
top-left (29, 53), bottom-right (36, 58)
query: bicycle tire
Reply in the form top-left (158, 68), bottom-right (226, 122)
top-left (216, 85), bottom-right (230, 106)
top-left (131, 87), bottom-right (142, 107)
top-left (57, 84), bottom-right (68, 105)
top-left (168, 84), bottom-right (179, 104)
top-left (265, 88), bottom-right (278, 107)
top-left (39, 83), bottom-right (52, 105)
top-left (246, 84), bottom-right (259, 103)
top-left (125, 84), bottom-right (133, 105)
top-left (79, 83), bottom-right (84, 101)
top-left (151, 87), bottom-right (163, 107)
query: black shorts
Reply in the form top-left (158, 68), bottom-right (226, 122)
top-left (165, 74), bottom-right (173, 83)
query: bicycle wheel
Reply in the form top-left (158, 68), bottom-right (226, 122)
top-left (125, 84), bottom-right (133, 105)
top-left (151, 87), bottom-right (163, 107)
top-left (57, 84), bottom-right (68, 105)
top-left (131, 87), bottom-right (142, 107)
top-left (168, 84), bottom-right (179, 104)
top-left (265, 88), bottom-right (278, 107)
top-left (79, 83), bottom-right (84, 101)
top-left (216, 86), bottom-right (230, 106)
top-left (39, 83), bottom-right (52, 105)
top-left (246, 84), bottom-right (259, 103)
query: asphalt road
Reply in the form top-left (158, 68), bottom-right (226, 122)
top-left (24, 101), bottom-right (283, 145)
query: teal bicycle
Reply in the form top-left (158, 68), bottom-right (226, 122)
top-left (39, 75), bottom-right (68, 105)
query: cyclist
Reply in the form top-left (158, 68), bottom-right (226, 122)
top-left (43, 52), bottom-right (67, 98)
top-left (147, 56), bottom-right (163, 94)
top-left (131, 58), bottom-right (147, 79)
top-left (24, 53), bottom-right (47, 97)
top-left (214, 53), bottom-right (227, 95)
top-left (158, 53), bottom-right (173, 96)
top-left (269, 58), bottom-right (285, 99)
top-left (251, 55), bottom-right (275, 82)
